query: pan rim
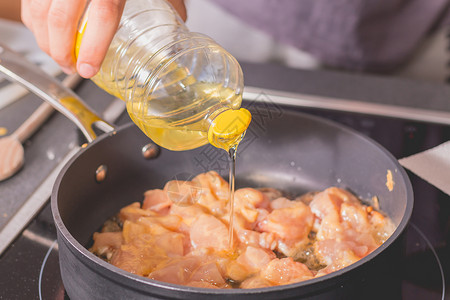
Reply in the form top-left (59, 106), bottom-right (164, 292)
top-left (51, 110), bottom-right (414, 296)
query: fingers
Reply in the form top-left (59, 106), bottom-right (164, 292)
top-left (167, 0), bottom-right (187, 21)
top-left (23, 0), bottom-right (52, 53)
top-left (21, 0), bottom-right (33, 29)
top-left (21, 0), bottom-right (181, 79)
top-left (76, 0), bottom-right (126, 78)
top-left (21, 0), bottom-right (86, 74)
top-left (47, 0), bottom-right (87, 73)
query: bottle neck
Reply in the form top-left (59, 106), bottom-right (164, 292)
top-left (207, 108), bottom-right (252, 151)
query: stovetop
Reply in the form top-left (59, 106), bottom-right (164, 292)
top-left (1, 62), bottom-right (450, 299)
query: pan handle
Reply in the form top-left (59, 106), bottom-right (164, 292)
top-left (0, 44), bottom-right (114, 143)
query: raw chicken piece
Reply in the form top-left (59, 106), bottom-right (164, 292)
top-left (314, 239), bottom-right (361, 276)
top-left (226, 212), bottom-right (253, 232)
top-left (258, 187), bottom-right (283, 202)
top-left (340, 202), bottom-right (370, 232)
top-left (154, 232), bottom-right (186, 257)
top-left (277, 239), bottom-right (311, 258)
top-left (345, 230), bottom-right (377, 256)
top-left (257, 199), bottom-right (314, 257)
top-left (226, 260), bottom-right (252, 282)
top-left (111, 241), bottom-right (168, 276)
top-left (191, 172), bottom-right (229, 215)
top-left (369, 210), bottom-right (395, 243)
top-left (310, 187), bottom-right (364, 241)
top-left (236, 246), bottom-right (276, 273)
top-left (255, 208), bottom-right (270, 224)
top-left (235, 207), bottom-right (259, 225)
top-left (137, 215), bottom-right (183, 232)
top-left (310, 187), bottom-right (359, 218)
top-left (150, 257), bottom-right (227, 288)
top-left (122, 220), bottom-right (154, 244)
top-left (193, 171), bottom-right (229, 201)
top-left (260, 257), bottom-right (313, 285)
top-left (315, 214), bottom-right (342, 242)
top-left (309, 188), bottom-right (343, 221)
top-left (235, 188), bottom-right (271, 211)
top-left (169, 203), bottom-right (207, 227)
top-left (258, 201), bottom-right (314, 241)
top-left (164, 180), bottom-right (201, 205)
top-left (196, 192), bottom-right (228, 217)
top-left (90, 232), bottom-right (123, 260)
top-left (310, 188), bottom-right (381, 257)
top-left (125, 216), bottom-right (187, 256)
top-left (190, 214), bottom-right (231, 251)
top-left (149, 256), bottom-right (202, 285)
top-left (186, 250), bottom-right (233, 281)
top-left (189, 262), bottom-right (227, 287)
top-left (369, 210), bottom-right (386, 227)
top-left (229, 188), bottom-right (271, 227)
top-left (142, 189), bottom-right (172, 214)
top-left (240, 275), bottom-right (272, 289)
top-left (118, 202), bottom-right (156, 223)
top-left (236, 229), bottom-right (277, 250)
top-left (327, 187), bottom-right (360, 203)
top-left (269, 197), bottom-right (295, 210)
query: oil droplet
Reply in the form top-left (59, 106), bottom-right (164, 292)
top-left (386, 170), bottom-right (394, 191)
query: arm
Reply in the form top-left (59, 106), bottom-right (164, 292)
top-left (0, 1), bottom-right (21, 22)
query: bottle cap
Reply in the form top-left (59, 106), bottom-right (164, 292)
top-left (208, 108), bottom-right (251, 150)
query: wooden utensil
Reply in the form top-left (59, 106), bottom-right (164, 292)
top-left (0, 73), bottom-right (82, 181)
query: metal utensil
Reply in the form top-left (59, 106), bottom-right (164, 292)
top-left (0, 73), bottom-right (82, 181)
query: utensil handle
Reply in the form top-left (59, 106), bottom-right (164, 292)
top-left (0, 44), bottom-right (114, 142)
top-left (13, 102), bottom-right (54, 143)
top-left (12, 73), bottom-right (83, 143)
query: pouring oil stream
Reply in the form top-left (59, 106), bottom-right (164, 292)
top-left (208, 108), bottom-right (251, 248)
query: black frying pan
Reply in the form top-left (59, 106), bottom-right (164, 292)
top-left (0, 45), bottom-right (413, 300)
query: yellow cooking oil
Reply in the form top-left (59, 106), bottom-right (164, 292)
top-left (76, 21), bottom-right (250, 151)
top-left (125, 81), bottom-right (250, 151)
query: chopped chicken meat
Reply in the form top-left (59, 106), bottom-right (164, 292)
top-left (90, 172), bottom-right (394, 289)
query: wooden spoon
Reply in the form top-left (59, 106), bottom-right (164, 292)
top-left (0, 73), bottom-right (82, 181)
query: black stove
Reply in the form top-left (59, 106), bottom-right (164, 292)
top-left (0, 63), bottom-right (449, 299)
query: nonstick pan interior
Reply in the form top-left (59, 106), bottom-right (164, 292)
top-left (52, 108), bottom-right (413, 299)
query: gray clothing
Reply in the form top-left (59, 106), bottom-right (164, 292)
top-left (211, 0), bottom-right (450, 72)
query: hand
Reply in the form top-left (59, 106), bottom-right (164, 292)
top-left (21, 0), bottom-right (126, 78)
top-left (21, 0), bottom-right (186, 79)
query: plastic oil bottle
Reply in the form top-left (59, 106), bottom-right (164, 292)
top-left (76, 0), bottom-right (250, 249)
top-left (76, 0), bottom-right (251, 152)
